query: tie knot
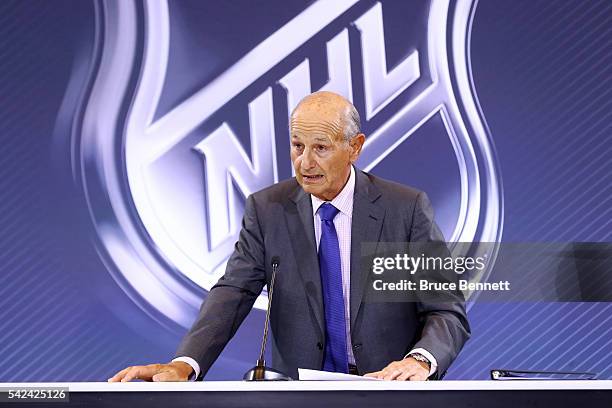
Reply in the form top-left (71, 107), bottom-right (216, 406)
top-left (318, 202), bottom-right (340, 221)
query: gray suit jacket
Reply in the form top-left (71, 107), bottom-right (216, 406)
top-left (175, 169), bottom-right (470, 380)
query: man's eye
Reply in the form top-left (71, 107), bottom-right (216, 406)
top-left (292, 144), bottom-right (304, 150)
top-left (316, 145), bottom-right (328, 152)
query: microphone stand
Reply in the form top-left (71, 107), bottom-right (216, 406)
top-left (243, 257), bottom-right (293, 381)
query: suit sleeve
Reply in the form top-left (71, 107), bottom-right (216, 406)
top-left (409, 192), bottom-right (471, 379)
top-left (174, 194), bottom-right (267, 379)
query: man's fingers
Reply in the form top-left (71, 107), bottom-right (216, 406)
top-left (362, 360), bottom-right (429, 381)
top-left (108, 363), bottom-right (190, 383)
top-left (408, 372), bottom-right (428, 381)
top-left (152, 367), bottom-right (188, 382)
top-left (397, 369), bottom-right (416, 381)
top-left (372, 359), bottom-right (430, 381)
top-left (110, 365), bottom-right (159, 382)
top-left (152, 371), bottom-right (174, 382)
top-left (107, 368), bottom-right (129, 383)
top-left (382, 369), bottom-right (402, 381)
top-left (398, 363), bottom-right (428, 381)
top-left (381, 361), bottom-right (404, 380)
top-left (366, 366), bottom-right (402, 380)
top-left (121, 366), bottom-right (144, 382)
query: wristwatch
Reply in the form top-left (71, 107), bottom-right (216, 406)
top-left (408, 352), bottom-right (431, 369)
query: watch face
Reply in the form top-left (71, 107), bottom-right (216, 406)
top-left (410, 354), bottom-right (430, 364)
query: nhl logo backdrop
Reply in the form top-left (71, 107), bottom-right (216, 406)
top-left (77, 0), bottom-right (503, 328)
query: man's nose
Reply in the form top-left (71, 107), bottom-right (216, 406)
top-left (301, 148), bottom-right (316, 170)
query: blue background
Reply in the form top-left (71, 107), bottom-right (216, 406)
top-left (0, 0), bottom-right (610, 381)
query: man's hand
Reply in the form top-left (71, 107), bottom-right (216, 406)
top-left (107, 361), bottom-right (194, 382)
top-left (363, 357), bottom-right (430, 381)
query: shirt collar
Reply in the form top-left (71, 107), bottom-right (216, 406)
top-left (311, 166), bottom-right (355, 218)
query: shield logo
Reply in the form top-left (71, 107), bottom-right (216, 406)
top-left (78, 0), bottom-right (503, 328)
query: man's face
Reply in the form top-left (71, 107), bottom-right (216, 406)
top-left (290, 101), bottom-right (364, 201)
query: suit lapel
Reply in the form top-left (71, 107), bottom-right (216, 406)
top-left (287, 185), bottom-right (325, 337)
top-left (350, 170), bottom-right (384, 330)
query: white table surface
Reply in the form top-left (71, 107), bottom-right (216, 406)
top-left (0, 381), bottom-right (610, 392)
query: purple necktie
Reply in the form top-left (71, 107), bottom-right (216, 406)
top-left (318, 203), bottom-right (348, 373)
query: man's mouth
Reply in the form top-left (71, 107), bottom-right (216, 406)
top-left (302, 174), bottom-right (324, 184)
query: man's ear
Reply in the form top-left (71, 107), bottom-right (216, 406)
top-left (349, 133), bottom-right (366, 162)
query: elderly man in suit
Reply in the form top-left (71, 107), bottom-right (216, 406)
top-left (109, 91), bottom-right (470, 382)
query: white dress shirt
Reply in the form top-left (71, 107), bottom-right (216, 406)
top-left (175, 166), bottom-right (437, 378)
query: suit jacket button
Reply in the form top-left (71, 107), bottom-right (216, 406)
top-left (317, 342), bottom-right (323, 350)
top-left (352, 344), bottom-right (362, 350)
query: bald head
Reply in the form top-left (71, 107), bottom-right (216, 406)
top-left (290, 91), bottom-right (361, 141)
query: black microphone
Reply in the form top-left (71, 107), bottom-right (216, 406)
top-left (243, 256), bottom-right (293, 381)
